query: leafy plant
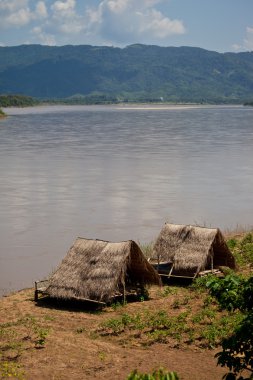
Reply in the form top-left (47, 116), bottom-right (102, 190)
top-left (20, 315), bottom-right (49, 348)
top-left (216, 312), bottom-right (253, 378)
top-left (127, 368), bottom-right (179, 380)
top-left (205, 274), bottom-right (245, 311)
top-left (111, 301), bottom-right (127, 311)
top-left (158, 286), bottom-right (178, 298)
top-left (34, 327), bottom-right (49, 348)
top-left (207, 275), bottom-right (253, 379)
top-left (191, 275), bottom-right (214, 293)
top-left (99, 309), bottom-right (191, 346)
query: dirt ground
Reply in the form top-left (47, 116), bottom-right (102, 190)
top-left (0, 287), bottom-right (228, 380)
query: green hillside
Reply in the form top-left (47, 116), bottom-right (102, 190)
top-left (0, 44), bottom-right (253, 103)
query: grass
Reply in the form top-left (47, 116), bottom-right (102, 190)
top-left (139, 242), bottom-right (154, 259)
top-left (227, 232), bottom-right (253, 270)
top-left (0, 314), bottom-right (50, 378)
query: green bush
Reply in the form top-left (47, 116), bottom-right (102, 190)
top-left (127, 368), bottom-right (179, 380)
top-left (227, 233), bottom-right (253, 268)
top-left (205, 274), bottom-right (245, 311)
top-left (208, 275), bottom-right (253, 379)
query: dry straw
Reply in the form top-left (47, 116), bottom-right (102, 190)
top-left (153, 223), bottom-right (235, 277)
top-left (46, 238), bottom-right (161, 302)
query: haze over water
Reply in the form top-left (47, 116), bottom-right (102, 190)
top-left (0, 104), bottom-right (253, 295)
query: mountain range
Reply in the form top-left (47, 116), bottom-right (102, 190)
top-left (0, 44), bottom-right (253, 103)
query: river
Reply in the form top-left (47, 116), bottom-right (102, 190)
top-left (0, 104), bottom-right (253, 295)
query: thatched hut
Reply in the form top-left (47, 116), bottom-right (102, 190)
top-left (43, 238), bottom-right (161, 303)
top-left (152, 223), bottom-right (235, 278)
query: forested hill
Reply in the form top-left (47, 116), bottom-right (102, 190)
top-left (0, 44), bottom-right (253, 103)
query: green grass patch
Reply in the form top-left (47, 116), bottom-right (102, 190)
top-left (227, 232), bottom-right (253, 269)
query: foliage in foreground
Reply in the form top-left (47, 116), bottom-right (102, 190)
top-left (215, 278), bottom-right (253, 379)
top-left (195, 272), bottom-right (253, 379)
top-left (127, 368), bottom-right (179, 380)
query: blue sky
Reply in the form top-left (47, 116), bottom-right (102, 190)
top-left (0, 0), bottom-right (252, 52)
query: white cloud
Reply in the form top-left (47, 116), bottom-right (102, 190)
top-left (232, 44), bottom-right (241, 52)
top-left (50, 0), bottom-right (84, 35)
top-left (0, 0), bottom-right (47, 28)
top-left (107, 0), bottom-right (128, 14)
top-left (35, 1), bottom-right (47, 18)
top-left (0, 0), bottom-right (28, 12)
top-left (139, 9), bottom-right (185, 38)
top-left (233, 26), bottom-right (253, 52)
top-left (4, 7), bottom-right (32, 27)
top-left (0, 0), bottom-right (186, 46)
top-left (244, 26), bottom-right (253, 51)
top-left (31, 26), bottom-right (56, 46)
top-left (51, 0), bottom-right (76, 16)
top-left (85, 0), bottom-right (185, 44)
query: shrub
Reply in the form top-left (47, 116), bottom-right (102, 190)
top-left (127, 368), bottom-right (179, 380)
top-left (209, 275), bottom-right (253, 379)
top-left (205, 274), bottom-right (245, 311)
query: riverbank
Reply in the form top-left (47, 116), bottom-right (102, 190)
top-left (1, 231), bottom-right (252, 379)
top-left (0, 285), bottom-right (228, 380)
top-left (0, 108), bottom-right (6, 118)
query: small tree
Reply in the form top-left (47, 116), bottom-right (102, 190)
top-left (206, 275), bottom-right (253, 379)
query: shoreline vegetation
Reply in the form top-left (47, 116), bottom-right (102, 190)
top-left (0, 108), bottom-right (6, 118)
top-left (0, 229), bottom-right (253, 379)
top-left (0, 94), bottom-right (252, 109)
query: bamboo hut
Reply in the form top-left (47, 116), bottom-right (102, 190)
top-left (36, 238), bottom-right (161, 303)
top-left (152, 223), bottom-right (235, 278)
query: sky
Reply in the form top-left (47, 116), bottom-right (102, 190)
top-left (0, 0), bottom-right (252, 52)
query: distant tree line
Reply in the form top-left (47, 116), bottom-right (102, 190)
top-left (0, 108), bottom-right (6, 117)
top-left (0, 93), bottom-right (168, 106)
top-left (244, 101), bottom-right (253, 106)
top-left (0, 94), bottom-right (39, 107)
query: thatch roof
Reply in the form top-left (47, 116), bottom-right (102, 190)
top-left (46, 238), bottom-right (161, 302)
top-left (153, 223), bottom-right (235, 277)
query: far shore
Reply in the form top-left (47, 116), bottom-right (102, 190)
top-left (0, 109), bottom-right (7, 118)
